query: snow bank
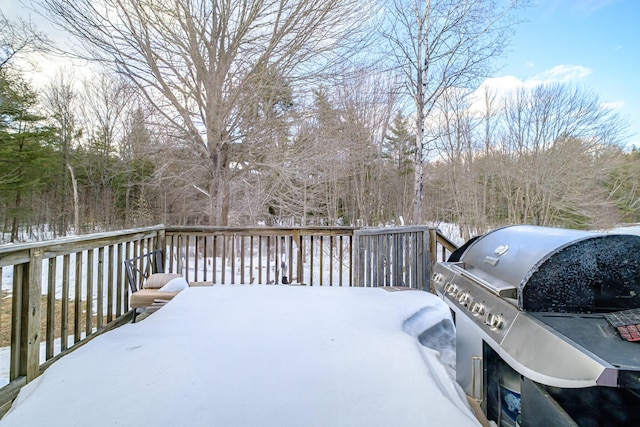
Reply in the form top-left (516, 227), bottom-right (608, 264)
top-left (0, 285), bottom-right (479, 426)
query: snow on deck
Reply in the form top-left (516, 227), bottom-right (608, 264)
top-left (0, 285), bottom-right (479, 426)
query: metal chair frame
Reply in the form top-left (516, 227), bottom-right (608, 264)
top-left (123, 250), bottom-right (165, 321)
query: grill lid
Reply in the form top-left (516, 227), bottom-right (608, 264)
top-left (457, 225), bottom-right (640, 313)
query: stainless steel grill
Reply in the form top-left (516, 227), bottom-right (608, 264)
top-left (433, 225), bottom-right (640, 426)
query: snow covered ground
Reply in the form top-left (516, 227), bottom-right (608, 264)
top-left (0, 242), bottom-right (352, 384)
top-left (0, 285), bottom-right (480, 426)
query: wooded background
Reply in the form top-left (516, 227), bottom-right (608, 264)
top-left (0, 1), bottom-right (635, 243)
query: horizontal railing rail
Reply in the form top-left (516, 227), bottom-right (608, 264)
top-left (0, 224), bottom-right (458, 415)
top-left (431, 228), bottom-right (458, 263)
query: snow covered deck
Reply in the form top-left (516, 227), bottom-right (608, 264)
top-left (0, 285), bottom-right (479, 426)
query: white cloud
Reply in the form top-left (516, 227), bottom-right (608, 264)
top-left (478, 64), bottom-right (592, 96)
top-left (601, 100), bottom-right (625, 111)
top-left (532, 65), bottom-right (592, 84)
top-left (466, 76), bottom-right (521, 115)
top-left (570, 0), bottom-right (618, 15)
top-left (468, 65), bottom-right (593, 115)
top-left (479, 75), bottom-right (525, 92)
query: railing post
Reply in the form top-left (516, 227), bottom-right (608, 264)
top-left (9, 264), bottom-right (24, 381)
top-left (294, 231), bottom-right (304, 285)
top-left (352, 231), bottom-right (361, 287)
top-left (428, 228), bottom-right (438, 267)
top-left (421, 228), bottom-right (430, 292)
top-left (156, 228), bottom-right (166, 253)
top-left (23, 248), bottom-right (43, 382)
top-left (428, 228), bottom-right (437, 293)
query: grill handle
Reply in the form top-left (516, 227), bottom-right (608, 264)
top-left (471, 355), bottom-right (483, 405)
top-left (451, 264), bottom-right (517, 299)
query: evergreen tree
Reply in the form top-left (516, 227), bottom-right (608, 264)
top-left (383, 111), bottom-right (416, 221)
top-left (0, 70), bottom-right (56, 241)
top-left (384, 111), bottom-right (415, 174)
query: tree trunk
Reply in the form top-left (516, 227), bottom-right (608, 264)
top-left (413, 106), bottom-right (425, 225)
top-left (67, 164), bottom-right (80, 235)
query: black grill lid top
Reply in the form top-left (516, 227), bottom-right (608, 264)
top-left (522, 233), bottom-right (640, 312)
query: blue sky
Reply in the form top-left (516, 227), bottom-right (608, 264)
top-left (495, 0), bottom-right (639, 147)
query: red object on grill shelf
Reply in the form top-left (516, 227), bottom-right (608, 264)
top-left (604, 308), bottom-right (640, 342)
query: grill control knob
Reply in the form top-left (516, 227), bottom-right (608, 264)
top-left (457, 292), bottom-right (470, 306)
top-left (485, 313), bottom-right (504, 330)
top-left (469, 301), bottom-right (485, 316)
top-left (432, 273), bottom-right (444, 284)
top-left (445, 282), bottom-right (459, 296)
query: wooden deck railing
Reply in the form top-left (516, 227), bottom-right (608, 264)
top-left (164, 226), bottom-right (455, 288)
top-left (0, 225), bottom-right (166, 412)
top-left (0, 224), bottom-right (456, 413)
top-left (164, 226), bottom-right (358, 286)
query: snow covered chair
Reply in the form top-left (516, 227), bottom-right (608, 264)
top-left (124, 250), bottom-right (188, 322)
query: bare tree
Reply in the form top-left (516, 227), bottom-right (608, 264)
top-left (227, 65), bottom-right (398, 227)
top-left (431, 86), bottom-right (505, 238)
top-left (431, 87), bottom-right (479, 239)
top-left (606, 148), bottom-right (640, 223)
top-left (78, 72), bottom-right (134, 228)
top-left (334, 68), bottom-right (399, 225)
top-left (34, 0), bottom-right (376, 225)
top-left (496, 83), bottom-right (627, 227)
top-left (119, 105), bottom-right (157, 226)
top-left (0, 10), bottom-right (50, 70)
top-left (422, 81), bottom-right (629, 233)
top-left (42, 69), bottom-right (81, 235)
top-left (381, 0), bottom-right (528, 224)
